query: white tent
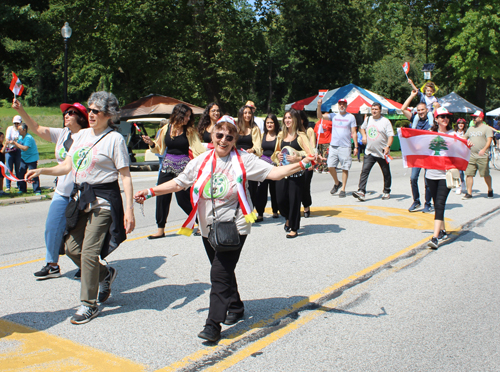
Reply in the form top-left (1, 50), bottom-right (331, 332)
top-left (486, 107), bottom-right (500, 117)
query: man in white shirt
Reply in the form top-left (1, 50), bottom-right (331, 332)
top-left (352, 103), bottom-right (394, 201)
top-left (317, 98), bottom-right (358, 197)
top-left (245, 100), bottom-right (264, 133)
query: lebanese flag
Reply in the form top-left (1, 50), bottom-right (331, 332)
top-left (402, 62), bottom-right (410, 75)
top-left (9, 72), bottom-right (24, 96)
top-left (398, 128), bottom-right (471, 171)
top-left (0, 161), bottom-right (23, 182)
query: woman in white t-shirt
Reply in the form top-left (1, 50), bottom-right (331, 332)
top-left (27, 91), bottom-right (135, 325)
top-left (12, 99), bottom-right (89, 280)
top-left (134, 115), bottom-right (316, 342)
top-left (454, 118), bottom-right (468, 194)
top-left (425, 107), bottom-right (456, 249)
top-left (4, 116), bottom-right (21, 191)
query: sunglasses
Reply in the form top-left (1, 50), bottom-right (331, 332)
top-left (437, 115), bottom-right (450, 119)
top-left (86, 108), bottom-right (101, 115)
top-left (64, 110), bottom-right (80, 117)
top-left (215, 133), bottom-right (234, 142)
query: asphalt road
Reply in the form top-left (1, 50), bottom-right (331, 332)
top-left (1, 159), bottom-right (499, 371)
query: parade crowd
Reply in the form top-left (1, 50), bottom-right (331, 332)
top-left (1, 83), bottom-right (496, 342)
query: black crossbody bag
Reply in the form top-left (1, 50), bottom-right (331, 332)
top-left (207, 162), bottom-right (241, 252)
top-left (65, 130), bottom-right (112, 230)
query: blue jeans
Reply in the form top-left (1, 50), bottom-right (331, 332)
top-left (18, 160), bottom-right (41, 193)
top-left (45, 193), bottom-right (70, 264)
top-left (410, 167), bottom-right (431, 207)
top-left (5, 149), bottom-right (21, 189)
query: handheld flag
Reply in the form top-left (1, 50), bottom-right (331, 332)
top-left (385, 154), bottom-right (393, 164)
top-left (133, 123), bottom-right (141, 133)
top-left (402, 62), bottom-right (410, 79)
top-left (0, 161), bottom-right (25, 182)
top-left (318, 89), bottom-right (327, 98)
top-left (398, 128), bottom-right (470, 171)
top-left (9, 72), bottom-right (24, 98)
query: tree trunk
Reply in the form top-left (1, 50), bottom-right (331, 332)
top-left (476, 77), bottom-right (487, 111)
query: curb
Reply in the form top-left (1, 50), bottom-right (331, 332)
top-left (0, 192), bottom-right (54, 206)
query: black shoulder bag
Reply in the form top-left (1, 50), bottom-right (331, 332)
top-left (65, 130), bottom-right (112, 230)
top-left (207, 161), bottom-right (241, 252)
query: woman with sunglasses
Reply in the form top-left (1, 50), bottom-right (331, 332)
top-left (454, 118), bottom-right (468, 194)
top-left (12, 98), bottom-right (89, 280)
top-left (198, 103), bottom-right (221, 147)
top-left (142, 103), bottom-right (206, 239)
top-left (236, 105), bottom-right (262, 206)
top-left (426, 107), bottom-right (457, 249)
top-left (254, 114), bottom-right (280, 221)
top-left (272, 109), bottom-right (314, 238)
top-left (134, 115), bottom-right (316, 342)
top-left (27, 91), bottom-right (135, 324)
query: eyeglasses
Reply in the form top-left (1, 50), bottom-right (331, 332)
top-left (86, 108), bottom-right (101, 115)
top-left (64, 110), bottom-right (80, 117)
top-left (215, 133), bottom-right (234, 142)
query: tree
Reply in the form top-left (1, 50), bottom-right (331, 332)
top-left (429, 135), bottom-right (448, 155)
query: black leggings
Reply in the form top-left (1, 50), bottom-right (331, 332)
top-left (426, 178), bottom-right (450, 221)
top-left (276, 173), bottom-right (305, 232)
top-left (156, 172), bottom-right (192, 228)
top-left (255, 179), bottom-right (279, 216)
top-left (302, 169), bottom-right (313, 208)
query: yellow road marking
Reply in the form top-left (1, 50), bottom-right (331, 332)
top-left (159, 232), bottom-right (444, 371)
top-left (0, 258), bottom-right (44, 271)
top-left (265, 205), bottom-right (454, 231)
top-left (0, 319), bottom-right (147, 372)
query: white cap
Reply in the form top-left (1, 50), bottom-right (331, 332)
top-left (217, 115), bottom-right (236, 127)
top-left (12, 115), bottom-right (22, 124)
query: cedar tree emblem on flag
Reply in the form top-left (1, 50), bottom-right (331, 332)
top-left (429, 135), bottom-right (448, 155)
top-left (9, 72), bottom-right (24, 97)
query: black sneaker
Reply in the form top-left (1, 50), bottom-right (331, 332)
top-left (70, 305), bottom-right (100, 324)
top-left (34, 264), bottom-right (61, 280)
top-left (74, 269), bottom-right (81, 280)
top-left (223, 311), bottom-right (244, 325)
top-left (427, 237), bottom-right (439, 249)
top-left (438, 230), bottom-right (448, 242)
top-left (98, 267), bottom-right (117, 303)
top-left (462, 193), bottom-right (472, 200)
top-left (330, 181), bottom-right (342, 195)
top-left (488, 190), bottom-right (493, 198)
top-left (198, 325), bottom-right (221, 342)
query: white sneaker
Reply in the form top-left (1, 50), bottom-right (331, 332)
top-left (456, 187), bottom-right (461, 194)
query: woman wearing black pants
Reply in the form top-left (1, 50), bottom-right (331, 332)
top-left (255, 114), bottom-right (280, 221)
top-left (425, 107), bottom-right (456, 249)
top-left (273, 109), bottom-right (313, 238)
top-left (142, 104), bottom-right (206, 239)
top-left (299, 111), bottom-right (316, 218)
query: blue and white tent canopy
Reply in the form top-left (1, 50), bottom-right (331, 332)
top-left (285, 84), bottom-right (404, 115)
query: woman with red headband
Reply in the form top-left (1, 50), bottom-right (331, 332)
top-left (134, 115), bottom-right (316, 342)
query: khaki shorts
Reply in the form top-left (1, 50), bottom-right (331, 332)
top-left (465, 157), bottom-right (490, 178)
top-left (327, 146), bottom-right (352, 170)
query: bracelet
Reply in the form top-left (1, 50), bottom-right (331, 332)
top-left (145, 188), bottom-right (155, 200)
top-left (299, 161), bottom-right (305, 170)
top-left (149, 188), bottom-right (156, 197)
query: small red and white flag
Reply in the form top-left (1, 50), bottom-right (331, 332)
top-left (0, 161), bottom-right (24, 182)
top-left (402, 62), bottom-right (410, 77)
top-left (385, 154), bottom-right (393, 164)
top-left (9, 72), bottom-right (24, 97)
top-left (398, 128), bottom-right (471, 171)
top-left (318, 89), bottom-right (327, 98)
top-left (133, 123), bottom-right (142, 133)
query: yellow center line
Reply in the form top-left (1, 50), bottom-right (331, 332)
top-left (0, 224), bottom-right (186, 270)
top-left (157, 231), bottom-right (448, 372)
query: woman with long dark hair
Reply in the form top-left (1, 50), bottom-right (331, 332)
top-left (27, 91), bottom-right (135, 324)
top-left (236, 105), bottom-right (262, 206)
top-left (426, 107), bottom-right (456, 249)
top-left (454, 118), bottom-right (468, 194)
top-left (198, 102), bottom-right (221, 146)
top-left (272, 109), bottom-right (313, 238)
top-left (255, 114), bottom-right (280, 221)
top-left (142, 103), bottom-right (206, 239)
top-left (12, 98), bottom-right (89, 279)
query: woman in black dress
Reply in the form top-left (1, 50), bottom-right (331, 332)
top-left (198, 102), bottom-right (221, 146)
top-left (255, 114), bottom-right (280, 221)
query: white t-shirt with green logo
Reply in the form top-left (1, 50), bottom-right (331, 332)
top-left (67, 128), bottom-right (129, 210)
top-left (49, 127), bottom-right (75, 197)
top-left (175, 151), bottom-right (273, 237)
top-left (361, 116), bottom-right (394, 158)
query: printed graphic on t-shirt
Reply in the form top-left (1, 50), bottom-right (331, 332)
top-left (57, 145), bottom-right (68, 161)
top-left (202, 169), bottom-right (235, 201)
top-left (71, 144), bottom-right (97, 178)
top-left (367, 126), bottom-right (379, 140)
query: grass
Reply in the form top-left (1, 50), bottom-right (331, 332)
top-left (0, 186), bottom-right (53, 201)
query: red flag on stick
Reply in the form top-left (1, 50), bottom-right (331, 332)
top-left (402, 62), bottom-right (410, 79)
top-left (9, 72), bottom-right (24, 97)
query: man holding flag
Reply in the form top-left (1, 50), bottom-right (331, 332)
top-left (401, 89), bottom-right (434, 213)
top-left (352, 103), bottom-right (394, 201)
